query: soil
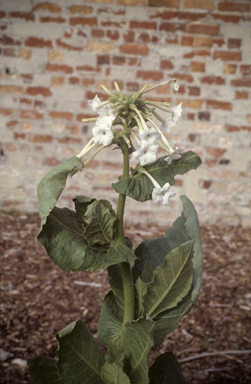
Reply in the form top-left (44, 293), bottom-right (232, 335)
top-left (1, 212), bottom-right (251, 384)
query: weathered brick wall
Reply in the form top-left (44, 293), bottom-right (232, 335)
top-left (0, 0), bottom-right (251, 226)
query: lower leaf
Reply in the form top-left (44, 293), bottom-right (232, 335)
top-left (27, 356), bottom-right (61, 384)
top-left (149, 352), bottom-right (187, 384)
top-left (102, 362), bottom-right (131, 384)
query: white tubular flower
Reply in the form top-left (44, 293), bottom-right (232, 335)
top-left (92, 122), bottom-right (113, 147)
top-left (173, 81), bottom-right (179, 92)
top-left (172, 102), bottom-right (182, 123)
top-left (160, 117), bottom-right (177, 133)
top-left (139, 127), bottom-right (161, 146)
top-left (132, 140), bottom-right (158, 166)
top-left (154, 183), bottom-right (176, 206)
top-left (88, 95), bottom-right (102, 111)
top-left (96, 105), bottom-right (116, 128)
top-left (164, 147), bottom-right (183, 165)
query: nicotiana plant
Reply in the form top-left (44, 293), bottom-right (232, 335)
top-left (27, 79), bottom-right (203, 384)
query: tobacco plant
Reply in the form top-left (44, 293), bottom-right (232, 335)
top-left (27, 79), bottom-right (203, 384)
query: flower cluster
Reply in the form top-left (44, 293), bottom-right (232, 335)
top-left (74, 79), bottom-right (184, 206)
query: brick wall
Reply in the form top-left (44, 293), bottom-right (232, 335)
top-left (0, 0), bottom-right (251, 226)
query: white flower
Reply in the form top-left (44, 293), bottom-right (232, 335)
top-left (88, 95), bottom-right (102, 111)
top-left (92, 122), bottom-right (113, 146)
top-left (160, 117), bottom-right (177, 133)
top-left (154, 183), bottom-right (176, 206)
top-left (96, 105), bottom-right (116, 128)
top-left (173, 81), bottom-right (179, 92)
top-left (139, 127), bottom-right (161, 146)
top-left (164, 147), bottom-right (183, 165)
top-left (132, 140), bottom-right (158, 166)
top-left (172, 102), bottom-right (182, 123)
top-left (159, 102), bottom-right (182, 132)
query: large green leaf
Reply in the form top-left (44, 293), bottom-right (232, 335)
top-left (107, 244), bottom-right (136, 264)
top-left (97, 291), bottom-right (124, 347)
top-left (136, 241), bottom-right (194, 318)
top-left (122, 317), bottom-right (154, 384)
top-left (27, 356), bottom-right (61, 384)
top-left (73, 195), bottom-right (95, 221)
top-left (149, 352), bottom-right (187, 384)
top-left (112, 151), bottom-right (201, 202)
top-left (38, 156), bottom-right (81, 229)
top-left (102, 363), bottom-right (131, 384)
top-left (84, 200), bottom-right (117, 246)
top-left (56, 320), bottom-right (105, 384)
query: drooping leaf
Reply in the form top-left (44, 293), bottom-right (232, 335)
top-left (73, 195), bottom-right (95, 221)
top-left (38, 156), bottom-right (81, 229)
top-left (84, 200), bottom-right (117, 246)
top-left (134, 277), bottom-right (147, 318)
top-left (98, 291), bottom-right (124, 347)
top-left (56, 320), bottom-right (105, 384)
top-left (149, 352), bottom-right (187, 384)
top-left (107, 264), bottom-right (124, 302)
top-left (122, 317), bottom-right (154, 384)
top-left (107, 244), bottom-right (136, 264)
top-left (101, 363), bottom-right (131, 384)
top-left (27, 356), bottom-right (61, 384)
top-left (112, 151), bottom-right (202, 202)
top-left (142, 240), bottom-right (194, 318)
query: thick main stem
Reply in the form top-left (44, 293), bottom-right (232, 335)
top-left (116, 137), bottom-right (135, 325)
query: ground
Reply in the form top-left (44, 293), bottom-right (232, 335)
top-left (1, 212), bottom-right (251, 384)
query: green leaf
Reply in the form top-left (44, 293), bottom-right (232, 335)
top-left (112, 151), bottom-right (202, 202)
top-left (84, 200), bottom-right (117, 246)
top-left (56, 320), bottom-right (105, 384)
top-left (27, 356), bottom-right (61, 384)
top-left (123, 317), bottom-right (154, 384)
top-left (102, 363), bottom-right (131, 384)
top-left (134, 277), bottom-right (148, 318)
top-left (38, 156), bottom-right (81, 230)
top-left (73, 195), bottom-right (96, 221)
top-left (107, 264), bottom-right (124, 302)
top-left (107, 244), bottom-right (136, 264)
top-left (149, 352), bottom-right (187, 384)
top-left (141, 240), bottom-right (194, 318)
top-left (98, 291), bottom-right (123, 347)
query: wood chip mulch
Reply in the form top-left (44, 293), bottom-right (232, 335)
top-left (0, 212), bottom-right (251, 384)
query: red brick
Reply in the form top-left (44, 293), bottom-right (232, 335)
top-left (76, 113), bottom-right (95, 122)
top-left (180, 99), bottom-right (204, 109)
top-left (194, 37), bottom-right (213, 47)
top-left (19, 48), bottom-right (32, 59)
top-left (67, 5), bottom-right (93, 14)
top-left (0, 34), bottom-right (21, 45)
top-left (20, 97), bottom-right (32, 105)
top-left (107, 30), bottom-right (119, 40)
top-left (206, 100), bottom-right (232, 110)
top-left (198, 111), bottom-right (210, 121)
top-left (183, 49), bottom-right (210, 58)
top-left (40, 16), bottom-right (66, 23)
top-left (156, 84), bottom-right (170, 94)
top-left (0, 11), bottom-right (6, 18)
top-left (34, 100), bottom-right (46, 108)
top-left (33, 3), bottom-right (62, 13)
top-left (26, 87), bottom-right (52, 97)
top-left (149, 10), bottom-right (177, 19)
top-left (97, 55), bottom-right (110, 65)
top-left (76, 65), bottom-right (101, 72)
top-left (92, 29), bottom-right (104, 38)
top-left (14, 132), bottom-right (26, 140)
top-left (29, 134), bottom-right (52, 143)
top-left (218, 1), bottom-right (250, 12)
top-left (5, 142), bottom-right (18, 151)
top-left (138, 32), bottom-right (150, 43)
top-left (113, 56), bottom-right (126, 65)
top-left (136, 70), bottom-right (163, 81)
top-left (101, 21), bottom-right (125, 28)
top-left (223, 63), bottom-right (237, 74)
top-left (160, 59), bottom-right (174, 70)
top-left (183, 0), bottom-right (215, 10)
top-left (205, 147), bottom-right (227, 157)
top-left (128, 57), bottom-right (141, 66)
top-left (191, 62), bottom-right (205, 72)
top-left (213, 51), bottom-right (242, 61)
top-left (43, 157), bottom-right (60, 166)
top-left (181, 35), bottom-right (194, 46)
top-left (0, 85), bottom-right (24, 95)
top-left (10, 12), bottom-right (35, 21)
top-left (231, 78), bottom-right (251, 87)
top-left (170, 73), bottom-right (194, 83)
top-left (205, 159), bottom-right (217, 167)
top-left (51, 76), bottom-right (65, 86)
top-left (6, 120), bottom-right (19, 128)
top-left (25, 36), bottom-right (52, 48)
top-left (21, 74), bottom-right (33, 83)
top-left (149, 0), bottom-right (180, 6)
top-left (200, 180), bottom-right (212, 189)
top-left (235, 91), bottom-right (248, 100)
top-left (69, 17), bottom-right (97, 26)
top-left (129, 20), bottom-right (156, 29)
top-left (211, 13), bottom-right (241, 23)
top-left (160, 22), bottom-right (185, 32)
top-left (200, 76), bottom-right (225, 85)
top-left (56, 38), bottom-right (82, 50)
top-left (165, 36), bottom-right (179, 44)
top-left (188, 86), bottom-right (200, 96)
top-left (187, 113), bottom-right (196, 120)
top-left (19, 110), bottom-right (44, 119)
top-left (123, 31), bottom-right (135, 42)
top-left (0, 108), bottom-right (15, 116)
top-left (227, 38), bottom-right (242, 49)
top-left (82, 78), bottom-right (95, 87)
top-left (3, 48), bottom-right (17, 57)
top-left (49, 111), bottom-right (73, 121)
top-left (120, 44), bottom-right (148, 55)
top-left (111, 80), bottom-right (124, 91)
top-left (126, 82), bottom-right (140, 92)
top-left (240, 65), bottom-right (251, 76)
top-left (66, 124), bottom-right (79, 135)
top-left (69, 77), bottom-right (80, 85)
top-left (178, 11), bottom-right (207, 20)
top-left (46, 63), bottom-right (73, 74)
top-left (187, 22), bottom-right (219, 35)
top-left (225, 124), bottom-right (251, 132)
top-left (57, 136), bottom-right (80, 144)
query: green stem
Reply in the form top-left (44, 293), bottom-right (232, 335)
top-left (116, 131), bottom-right (135, 325)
